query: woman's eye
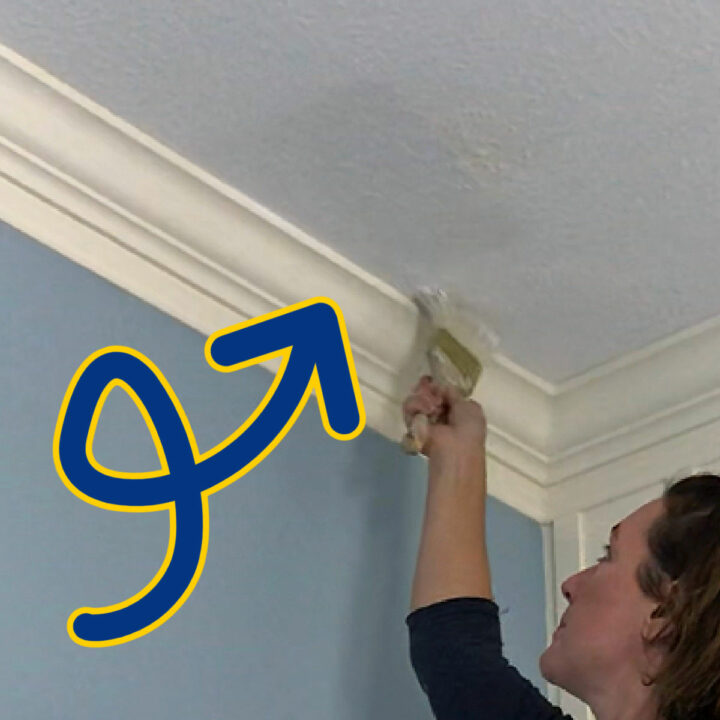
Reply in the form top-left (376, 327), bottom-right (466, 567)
top-left (596, 544), bottom-right (611, 563)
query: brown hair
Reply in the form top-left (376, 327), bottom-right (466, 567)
top-left (635, 473), bottom-right (720, 720)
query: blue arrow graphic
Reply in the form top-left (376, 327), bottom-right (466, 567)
top-left (53, 296), bottom-right (366, 646)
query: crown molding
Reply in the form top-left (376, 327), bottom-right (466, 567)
top-left (1, 43), bottom-right (719, 525)
top-left (0, 44), bottom-right (550, 520)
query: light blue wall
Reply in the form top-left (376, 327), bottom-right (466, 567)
top-left (2, 221), bottom-right (551, 718)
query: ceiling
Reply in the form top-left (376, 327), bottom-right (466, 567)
top-left (2, 0), bottom-right (720, 383)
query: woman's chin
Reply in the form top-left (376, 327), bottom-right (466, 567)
top-left (539, 638), bottom-right (560, 679)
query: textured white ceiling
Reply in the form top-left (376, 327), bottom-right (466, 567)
top-left (3, 1), bottom-right (720, 382)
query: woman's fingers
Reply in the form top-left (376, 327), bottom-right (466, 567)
top-left (403, 384), bottom-right (443, 428)
top-left (403, 398), bottom-right (434, 429)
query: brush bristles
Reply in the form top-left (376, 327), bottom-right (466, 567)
top-left (428, 328), bottom-right (482, 396)
top-left (411, 285), bottom-right (498, 397)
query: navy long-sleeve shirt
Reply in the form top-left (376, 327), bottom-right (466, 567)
top-left (405, 596), bottom-right (575, 720)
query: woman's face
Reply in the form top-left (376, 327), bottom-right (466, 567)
top-left (539, 498), bottom-right (666, 703)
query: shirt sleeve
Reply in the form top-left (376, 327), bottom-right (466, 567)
top-left (405, 596), bottom-right (575, 720)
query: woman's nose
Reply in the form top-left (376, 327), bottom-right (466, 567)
top-left (560, 571), bottom-right (582, 603)
top-left (560, 565), bottom-right (592, 603)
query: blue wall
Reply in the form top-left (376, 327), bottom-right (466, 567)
top-left (1, 221), bottom-right (550, 718)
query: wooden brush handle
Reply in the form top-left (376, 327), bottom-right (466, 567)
top-left (401, 413), bottom-right (430, 455)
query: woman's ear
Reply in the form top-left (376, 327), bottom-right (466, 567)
top-left (640, 607), bottom-right (673, 686)
top-left (642, 603), bottom-right (674, 646)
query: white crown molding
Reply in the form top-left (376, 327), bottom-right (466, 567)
top-left (2, 43), bottom-right (720, 525)
top-left (0, 44), bottom-right (550, 519)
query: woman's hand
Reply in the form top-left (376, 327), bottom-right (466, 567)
top-left (402, 375), bottom-right (487, 478)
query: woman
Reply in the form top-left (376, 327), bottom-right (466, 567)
top-left (403, 375), bottom-right (720, 720)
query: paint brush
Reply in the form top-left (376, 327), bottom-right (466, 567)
top-left (401, 286), bottom-right (499, 454)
